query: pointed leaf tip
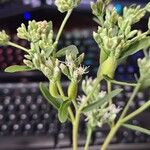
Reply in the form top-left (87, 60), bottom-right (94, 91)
top-left (5, 65), bottom-right (33, 73)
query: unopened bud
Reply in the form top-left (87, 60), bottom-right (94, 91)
top-left (0, 30), bottom-right (10, 46)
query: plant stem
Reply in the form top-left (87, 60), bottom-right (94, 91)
top-left (100, 122), bottom-right (121, 150)
top-left (107, 81), bottom-right (112, 105)
top-left (73, 112), bottom-right (80, 150)
top-left (84, 127), bottom-right (92, 150)
top-left (72, 99), bottom-right (78, 111)
top-left (8, 41), bottom-right (28, 52)
top-left (57, 81), bottom-right (65, 97)
top-left (72, 75), bottom-right (103, 150)
top-left (110, 80), bottom-right (137, 87)
top-left (122, 100), bottom-right (150, 123)
top-left (100, 82), bottom-right (141, 150)
top-left (119, 82), bottom-right (141, 120)
top-left (55, 9), bottom-right (73, 45)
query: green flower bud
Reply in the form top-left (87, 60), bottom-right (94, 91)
top-left (45, 58), bottom-right (54, 69)
top-left (40, 50), bottom-right (46, 63)
top-left (146, 2), bottom-right (150, 12)
top-left (82, 77), bottom-right (100, 96)
top-left (49, 81), bottom-right (60, 98)
top-left (36, 21), bottom-right (50, 37)
top-left (55, 59), bottom-right (60, 67)
top-left (55, 0), bottom-right (75, 13)
top-left (60, 63), bottom-right (70, 77)
top-left (28, 20), bottom-right (38, 31)
top-left (75, 53), bottom-right (85, 65)
top-left (138, 57), bottom-right (150, 89)
top-left (40, 64), bottom-right (45, 72)
top-left (53, 66), bottom-right (61, 80)
top-left (125, 26), bottom-right (131, 36)
top-left (91, 1), bottom-right (103, 17)
top-left (100, 56), bottom-right (118, 79)
top-left (32, 57), bottom-right (40, 69)
top-left (17, 23), bottom-right (29, 40)
top-left (0, 30), bottom-right (10, 46)
top-left (68, 80), bottom-right (78, 100)
top-left (30, 43), bottom-right (40, 53)
top-left (127, 30), bottom-right (138, 39)
top-left (24, 54), bottom-right (32, 60)
top-left (23, 59), bottom-right (34, 68)
top-left (43, 66), bottom-right (53, 79)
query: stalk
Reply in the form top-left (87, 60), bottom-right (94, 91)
top-left (109, 80), bottom-right (137, 87)
top-left (55, 9), bottom-right (73, 45)
top-left (119, 82), bottom-right (141, 120)
top-left (107, 81), bottom-right (112, 105)
top-left (84, 127), bottom-right (93, 150)
top-left (72, 75), bottom-right (103, 150)
top-left (100, 82), bottom-right (141, 150)
top-left (8, 41), bottom-right (28, 52)
top-left (100, 122), bottom-right (120, 150)
top-left (122, 100), bottom-right (150, 123)
top-left (73, 112), bottom-right (80, 150)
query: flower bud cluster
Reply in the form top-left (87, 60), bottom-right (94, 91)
top-left (93, 4), bottom-right (149, 59)
top-left (60, 52), bottom-right (87, 82)
top-left (92, 0), bottom-right (150, 78)
top-left (138, 56), bottom-right (150, 89)
top-left (81, 77), bottom-right (121, 128)
top-left (82, 77), bottom-right (100, 99)
top-left (17, 20), bottom-right (55, 53)
top-left (91, 0), bottom-right (111, 21)
top-left (0, 30), bottom-right (10, 46)
top-left (123, 5), bottom-right (146, 25)
top-left (85, 103), bottom-right (121, 128)
top-left (16, 20), bottom-right (60, 80)
top-left (55, 0), bottom-right (80, 13)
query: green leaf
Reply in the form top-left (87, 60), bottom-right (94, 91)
top-left (103, 75), bottom-right (137, 87)
top-left (39, 83), bottom-right (61, 110)
top-left (82, 88), bottom-right (123, 112)
top-left (5, 65), bottom-right (33, 73)
top-left (58, 100), bottom-right (71, 123)
top-left (122, 124), bottom-right (150, 136)
top-left (119, 37), bottom-right (150, 61)
top-left (55, 45), bottom-right (79, 57)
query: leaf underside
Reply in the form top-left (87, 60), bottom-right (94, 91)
top-left (58, 100), bottom-right (71, 123)
top-left (55, 45), bottom-right (79, 57)
top-left (5, 65), bottom-right (33, 73)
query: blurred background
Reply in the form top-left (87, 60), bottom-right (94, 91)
top-left (0, 0), bottom-right (149, 149)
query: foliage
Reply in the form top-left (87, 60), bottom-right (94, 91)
top-left (0, 0), bottom-right (150, 150)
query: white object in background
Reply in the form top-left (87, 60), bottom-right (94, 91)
top-left (46, 0), bottom-right (53, 5)
top-left (22, 0), bottom-right (30, 5)
top-left (31, 0), bottom-right (41, 8)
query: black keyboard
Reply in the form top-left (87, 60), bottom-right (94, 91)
top-left (0, 82), bottom-right (149, 150)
